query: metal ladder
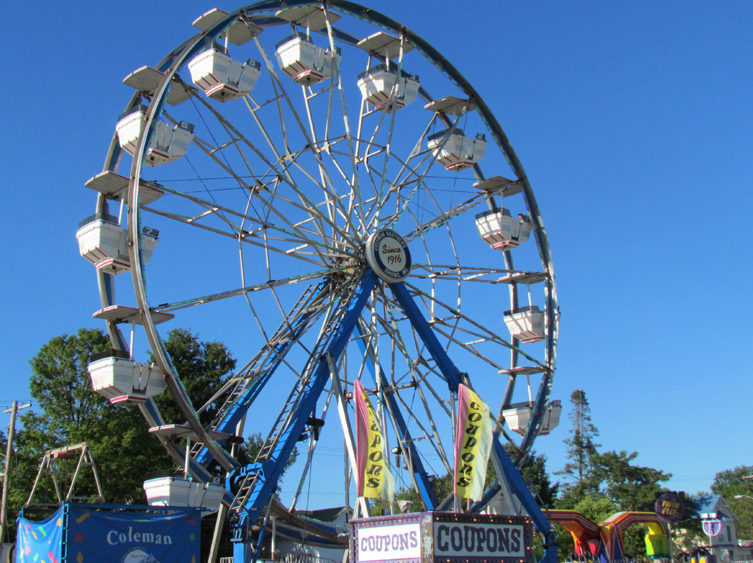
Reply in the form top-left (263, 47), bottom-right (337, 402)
top-left (190, 281), bottom-right (333, 465)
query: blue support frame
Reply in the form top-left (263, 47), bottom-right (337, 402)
top-left (196, 281), bottom-right (330, 467)
top-left (389, 282), bottom-right (466, 392)
top-left (389, 282), bottom-right (557, 563)
top-left (230, 273), bottom-right (556, 562)
top-left (232, 271), bottom-right (377, 563)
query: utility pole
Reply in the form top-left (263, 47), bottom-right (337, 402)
top-left (0, 401), bottom-right (31, 542)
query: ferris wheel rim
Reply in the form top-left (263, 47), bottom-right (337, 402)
top-left (90, 0), bottom-right (560, 508)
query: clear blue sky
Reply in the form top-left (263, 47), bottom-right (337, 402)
top-left (2, 0), bottom-right (752, 499)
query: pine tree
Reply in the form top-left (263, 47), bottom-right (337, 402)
top-left (557, 389), bottom-right (600, 498)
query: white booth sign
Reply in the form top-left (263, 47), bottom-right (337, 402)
top-left (355, 522), bottom-right (422, 562)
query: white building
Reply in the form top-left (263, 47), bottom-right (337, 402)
top-left (696, 494), bottom-right (753, 562)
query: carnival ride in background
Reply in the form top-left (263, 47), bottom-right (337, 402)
top-left (546, 510), bottom-right (670, 561)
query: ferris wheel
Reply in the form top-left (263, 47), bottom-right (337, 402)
top-left (77, 1), bottom-right (560, 560)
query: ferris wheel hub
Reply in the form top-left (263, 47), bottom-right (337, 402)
top-left (365, 228), bottom-right (412, 283)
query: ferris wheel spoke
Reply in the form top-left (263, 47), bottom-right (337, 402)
top-left (192, 91), bottom-right (300, 185)
top-left (384, 113), bottom-right (471, 227)
top-left (153, 268), bottom-right (336, 313)
top-left (300, 126), bottom-right (363, 244)
top-left (320, 16), bottom-right (368, 238)
top-left (239, 94), bottom-right (333, 245)
top-left (320, 144), bottom-right (369, 236)
top-left (366, 35), bottom-right (414, 226)
top-left (204, 300), bottom-right (337, 419)
top-left (426, 322), bottom-right (508, 372)
top-left (372, 109), bottom-right (401, 226)
top-left (356, 126), bottom-right (389, 181)
top-left (177, 103), bottom-right (266, 182)
top-left (161, 105), bottom-right (286, 236)
top-left (239, 262), bottom-right (273, 343)
top-left (371, 313), bottom-right (455, 475)
top-left (372, 155), bottom-right (434, 229)
top-left (353, 318), bottom-right (439, 508)
top-left (356, 140), bottom-right (423, 228)
top-left (410, 263), bottom-right (524, 283)
top-left (370, 305), bottom-right (451, 419)
top-left (255, 40), bottom-right (358, 240)
top-left (402, 177), bottom-right (469, 250)
top-left (350, 99), bottom-right (394, 226)
top-left (259, 178), bottom-right (355, 250)
top-left (401, 280), bottom-right (544, 367)
top-left (383, 122), bottom-right (438, 200)
top-left (368, 295), bottom-right (449, 406)
top-left (140, 180), bottom-right (271, 239)
top-left (289, 381), bottom-right (336, 511)
top-left (144, 203), bottom-right (330, 270)
top-left (245, 274), bottom-right (374, 475)
top-left (186, 93), bottom-right (333, 241)
top-left (350, 100), bottom-right (376, 227)
top-left (349, 86), bottom-right (438, 229)
top-left (403, 191), bottom-right (486, 240)
top-left (355, 156), bottom-right (388, 229)
top-left (236, 48), bottom-right (352, 246)
top-left (147, 177), bottom-right (355, 265)
top-left (396, 378), bottom-right (454, 474)
top-left (364, 295), bottom-right (476, 480)
top-left (300, 81), bottom-right (340, 228)
top-left (272, 153), bottom-right (358, 251)
top-left (195, 277), bottom-right (359, 448)
top-left (263, 276), bottom-right (359, 363)
top-left (283, 150), bottom-right (362, 246)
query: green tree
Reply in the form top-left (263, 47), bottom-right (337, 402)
top-left (14, 329), bottom-right (164, 507)
top-left (574, 494), bottom-right (618, 526)
top-left (578, 450), bottom-right (671, 559)
top-left (154, 328), bottom-right (236, 426)
top-left (557, 390), bottom-right (601, 506)
top-left (391, 472), bottom-right (452, 513)
top-left (8, 328), bottom-right (238, 538)
top-left (670, 493), bottom-right (703, 555)
top-left (711, 465), bottom-right (753, 494)
top-left (711, 465), bottom-right (753, 539)
top-left (590, 449), bottom-right (671, 511)
top-left (553, 390), bottom-right (676, 559)
top-left (391, 448), bottom-right (557, 513)
top-left (517, 449), bottom-right (559, 508)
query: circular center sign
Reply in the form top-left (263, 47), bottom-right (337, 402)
top-left (702, 518), bottom-right (722, 538)
top-left (365, 229), bottom-right (411, 283)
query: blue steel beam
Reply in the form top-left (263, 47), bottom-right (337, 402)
top-left (195, 281), bottom-right (330, 467)
top-left (389, 281), bottom-right (557, 563)
top-left (491, 439), bottom-right (558, 563)
top-left (233, 271), bottom-right (377, 563)
top-left (388, 282), bottom-right (465, 391)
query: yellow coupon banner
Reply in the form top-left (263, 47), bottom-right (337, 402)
top-left (355, 380), bottom-right (394, 501)
top-left (454, 384), bottom-right (493, 500)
